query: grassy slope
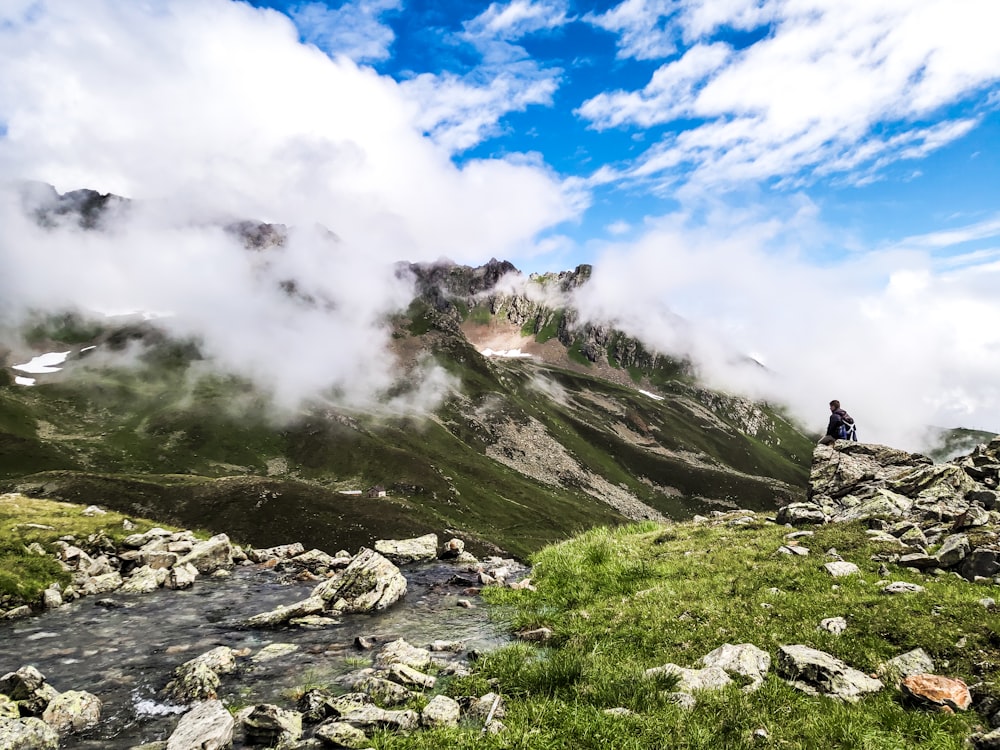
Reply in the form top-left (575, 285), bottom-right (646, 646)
top-left (0, 312), bottom-right (812, 558)
top-left (377, 518), bottom-right (998, 750)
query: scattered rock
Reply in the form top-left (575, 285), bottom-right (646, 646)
top-left (312, 549), bottom-right (407, 614)
top-left (776, 645), bottom-right (883, 702)
top-left (881, 582), bottom-right (925, 594)
top-left (165, 700), bottom-right (234, 750)
top-left (40, 690), bottom-right (101, 735)
top-left (0, 717), bottom-right (59, 750)
top-left (819, 617), bottom-right (847, 635)
top-left (314, 720), bottom-right (370, 749)
top-left (901, 674), bottom-right (972, 712)
top-left (374, 533), bottom-right (438, 565)
top-left (877, 648), bottom-right (935, 686)
top-left (421, 695), bottom-right (461, 728)
top-left (823, 561), bottom-right (860, 577)
top-left (243, 704), bottom-right (302, 748)
top-left (698, 643), bottom-right (770, 692)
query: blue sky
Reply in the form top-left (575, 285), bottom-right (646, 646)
top-left (2, 0), bottom-right (1000, 444)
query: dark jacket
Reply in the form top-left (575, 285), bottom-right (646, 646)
top-left (826, 408), bottom-right (854, 439)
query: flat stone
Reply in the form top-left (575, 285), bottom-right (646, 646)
top-left (420, 695), bottom-right (460, 728)
top-left (165, 700), bottom-right (234, 750)
top-left (823, 561), bottom-right (860, 577)
top-left (877, 649), bottom-right (935, 685)
top-left (901, 674), bottom-right (971, 712)
top-left (882, 581), bottom-right (925, 594)
top-left (777, 645), bottom-right (883, 702)
top-left (644, 663), bottom-right (732, 692)
top-left (698, 643), bottom-right (770, 692)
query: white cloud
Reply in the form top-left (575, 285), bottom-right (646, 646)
top-left (0, 0), bottom-right (582, 409)
top-left (585, 0), bottom-right (678, 61)
top-left (464, 0), bottom-right (570, 41)
top-left (289, 0), bottom-right (400, 63)
top-left (572, 200), bottom-right (1000, 449)
top-left (402, 65), bottom-right (559, 152)
top-left (579, 0), bottom-right (1000, 190)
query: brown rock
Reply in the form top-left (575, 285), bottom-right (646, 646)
top-left (901, 674), bottom-right (971, 712)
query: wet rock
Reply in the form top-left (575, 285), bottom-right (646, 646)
top-left (901, 674), bottom-right (971, 712)
top-left (252, 644), bottom-right (299, 663)
top-left (374, 640), bottom-right (433, 671)
top-left (0, 696), bottom-right (17, 720)
top-left (777, 645), bottom-right (883, 702)
top-left (175, 534), bottom-right (233, 575)
top-left (41, 690), bottom-right (101, 734)
top-left (516, 627), bottom-right (553, 642)
top-left (421, 695), bottom-right (460, 728)
top-left (245, 595), bottom-right (325, 629)
top-left (40, 586), bottom-right (63, 610)
top-left (0, 666), bottom-right (58, 716)
top-left (698, 643), bottom-right (770, 692)
top-left (81, 571), bottom-right (123, 596)
top-left (243, 704), bottom-right (302, 747)
top-left (164, 647), bottom-right (237, 703)
top-left (296, 689), bottom-right (339, 724)
top-left (0, 717), bottom-right (59, 749)
top-left (439, 538), bottom-right (465, 559)
top-left (144, 551), bottom-right (179, 570)
top-left (2, 606), bottom-right (31, 621)
top-left (121, 565), bottom-right (168, 594)
top-left (285, 549), bottom-right (343, 572)
top-left (164, 700), bottom-right (234, 750)
top-left (248, 543), bottom-right (306, 563)
top-left (314, 720), bottom-right (370, 748)
top-left (165, 563), bottom-right (199, 591)
top-left (374, 534), bottom-right (438, 565)
top-left (312, 549), bottom-right (406, 614)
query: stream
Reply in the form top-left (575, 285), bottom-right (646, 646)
top-left (0, 561), bottom-right (512, 748)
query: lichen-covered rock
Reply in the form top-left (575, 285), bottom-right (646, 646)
top-left (0, 717), bottom-right (59, 750)
top-left (374, 640), bottom-right (432, 671)
top-left (314, 720), bottom-right (371, 748)
top-left (374, 533), bottom-right (439, 565)
top-left (165, 563), bottom-right (199, 590)
top-left (312, 549), bottom-right (406, 613)
top-left (777, 645), bottom-right (883, 702)
top-left (823, 561), bottom-right (860, 577)
top-left (164, 647), bottom-right (237, 703)
top-left (421, 695), bottom-right (460, 728)
top-left (354, 676), bottom-right (412, 706)
top-left (0, 666), bottom-right (58, 716)
top-left (244, 596), bottom-right (325, 629)
top-left (41, 690), bottom-right (101, 734)
top-left (776, 503), bottom-right (827, 525)
top-left (644, 663), bottom-right (732, 692)
top-left (337, 704), bottom-right (419, 731)
top-left (0, 696), bottom-right (17, 720)
top-left (387, 663), bottom-right (435, 690)
top-left (175, 534), bottom-right (233, 575)
top-left (80, 571), bottom-right (123, 596)
top-left (120, 565), bottom-right (168, 594)
top-left (165, 700), bottom-right (234, 750)
top-left (243, 704), bottom-right (302, 747)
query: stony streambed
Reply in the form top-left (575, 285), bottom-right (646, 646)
top-left (0, 560), bottom-right (510, 749)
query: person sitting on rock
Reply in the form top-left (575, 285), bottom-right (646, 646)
top-left (819, 399), bottom-right (855, 445)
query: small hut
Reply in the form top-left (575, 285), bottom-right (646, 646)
top-left (365, 485), bottom-right (387, 498)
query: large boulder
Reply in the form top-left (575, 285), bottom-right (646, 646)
top-left (165, 700), bottom-right (234, 750)
top-left (777, 645), bottom-right (883, 702)
top-left (175, 534), bottom-right (233, 575)
top-left (698, 643), bottom-right (771, 692)
top-left (0, 667), bottom-right (58, 716)
top-left (164, 647), bottom-right (238, 703)
top-left (312, 549), bottom-right (406, 613)
top-left (374, 534), bottom-right (439, 564)
top-left (40, 690), bottom-right (101, 735)
top-left (242, 704), bottom-right (302, 747)
top-left (0, 717), bottom-right (59, 750)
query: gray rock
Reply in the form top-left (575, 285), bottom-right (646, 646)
top-left (830, 488), bottom-right (913, 524)
top-left (819, 617), bottom-right (847, 635)
top-left (953, 505), bottom-right (991, 529)
top-left (823, 561), bottom-right (860, 577)
top-left (935, 534), bottom-right (971, 567)
top-left (881, 581), bottom-right (925, 594)
top-left (776, 645), bottom-right (883, 702)
top-left (248, 543), bottom-right (306, 563)
top-left (776, 503), bottom-right (826, 525)
top-left (0, 717), bottom-right (59, 750)
top-left (252, 644), bottom-right (299, 663)
top-left (175, 535), bottom-right (233, 575)
top-left (698, 643), bottom-right (770, 692)
top-left (373, 534), bottom-right (439, 565)
top-left (122, 528), bottom-right (173, 548)
top-left (0, 666), bottom-right (58, 715)
top-left (165, 563), bottom-right (199, 591)
top-left (165, 700), bottom-right (234, 750)
top-left (81, 571), bottom-right (123, 596)
top-left (421, 695), bottom-right (460, 728)
top-left (467, 693), bottom-right (505, 721)
top-left (877, 648), bottom-right (934, 686)
top-left (354, 677), bottom-right (412, 706)
top-left (0, 696), bottom-right (17, 720)
top-left (41, 690), bottom-right (101, 735)
top-left (387, 663), bottom-right (435, 689)
top-left (164, 647), bottom-right (237, 703)
top-left (314, 720), bottom-right (370, 749)
top-left (120, 566), bottom-right (168, 594)
top-left (374, 639), bottom-right (432, 671)
top-left (243, 704), bottom-right (302, 747)
top-left (898, 553), bottom-right (937, 570)
top-left (244, 596), bottom-right (325, 629)
top-left (40, 587), bottom-right (63, 610)
top-left (312, 549), bottom-right (406, 614)
top-left (961, 548), bottom-right (1000, 581)
top-left (338, 705), bottom-right (419, 731)
top-left (644, 663), bottom-right (732, 692)
top-left (2, 606), bottom-right (31, 621)
top-left (439, 538), bottom-right (465, 559)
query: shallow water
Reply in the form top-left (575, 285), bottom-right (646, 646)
top-left (0, 562), bottom-right (510, 748)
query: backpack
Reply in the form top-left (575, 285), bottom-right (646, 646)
top-left (837, 418), bottom-right (857, 441)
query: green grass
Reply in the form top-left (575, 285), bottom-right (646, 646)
top-left (374, 518), bottom-right (997, 749)
top-left (0, 493), bottom-right (182, 607)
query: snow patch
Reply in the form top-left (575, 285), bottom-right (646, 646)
top-left (639, 389), bottom-right (664, 401)
top-left (12, 351), bottom-right (70, 374)
top-left (14, 376), bottom-right (36, 386)
top-left (481, 348), bottom-right (532, 359)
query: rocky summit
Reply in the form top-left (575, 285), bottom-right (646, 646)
top-left (779, 436), bottom-right (1000, 581)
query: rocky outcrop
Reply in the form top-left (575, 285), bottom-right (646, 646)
top-left (312, 548), bottom-right (407, 614)
top-left (776, 645), bottom-right (883, 702)
top-left (780, 438), bottom-right (1000, 581)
